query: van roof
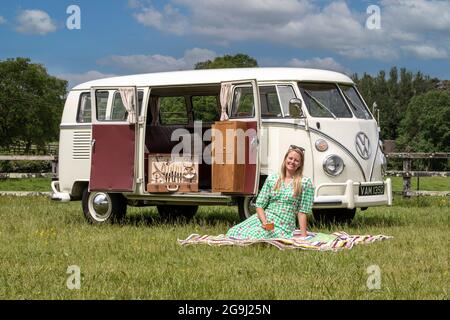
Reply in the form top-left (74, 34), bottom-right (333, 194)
top-left (72, 67), bottom-right (354, 90)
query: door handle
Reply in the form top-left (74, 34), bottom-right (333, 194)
top-left (91, 139), bottom-right (96, 152)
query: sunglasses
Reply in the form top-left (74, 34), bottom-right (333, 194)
top-left (289, 144), bottom-right (305, 152)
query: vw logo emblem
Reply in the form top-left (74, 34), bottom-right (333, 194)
top-left (355, 132), bottom-right (371, 159)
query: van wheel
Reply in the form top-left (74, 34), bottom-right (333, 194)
top-left (312, 208), bottom-right (356, 225)
top-left (82, 189), bottom-right (127, 224)
top-left (238, 196), bottom-right (257, 221)
top-left (156, 205), bottom-right (198, 221)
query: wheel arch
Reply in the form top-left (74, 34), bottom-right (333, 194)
top-left (71, 180), bottom-right (89, 200)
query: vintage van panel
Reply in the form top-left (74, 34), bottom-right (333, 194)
top-left (307, 119), bottom-right (379, 182)
top-left (260, 121), bottom-right (312, 178)
top-left (308, 130), bottom-right (366, 196)
top-left (58, 91), bottom-right (92, 194)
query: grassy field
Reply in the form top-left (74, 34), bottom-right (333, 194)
top-left (0, 178), bottom-right (52, 191)
top-left (0, 193), bottom-right (448, 300)
top-left (1, 176), bottom-right (448, 192)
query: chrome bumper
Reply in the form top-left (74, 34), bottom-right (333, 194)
top-left (313, 178), bottom-right (392, 209)
top-left (50, 181), bottom-right (71, 202)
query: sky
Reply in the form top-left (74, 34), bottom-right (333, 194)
top-left (0, 0), bottom-right (449, 89)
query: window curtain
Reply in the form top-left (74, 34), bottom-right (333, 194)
top-left (149, 96), bottom-right (160, 126)
top-left (220, 83), bottom-right (232, 121)
top-left (119, 88), bottom-right (136, 123)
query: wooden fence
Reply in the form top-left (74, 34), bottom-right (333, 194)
top-left (1, 152), bottom-right (448, 198)
top-left (0, 155), bottom-right (58, 179)
top-left (385, 153), bottom-right (450, 197)
top-left (0, 143), bottom-right (58, 155)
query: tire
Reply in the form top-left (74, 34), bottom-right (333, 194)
top-left (312, 208), bottom-right (356, 225)
top-left (237, 196), bottom-right (257, 221)
top-left (82, 188), bottom-right (127, 224)
top-left (156, 205), bottom-right (198, 221)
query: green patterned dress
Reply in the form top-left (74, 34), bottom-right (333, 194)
top-left (226, 173), bottom-right (315, 239)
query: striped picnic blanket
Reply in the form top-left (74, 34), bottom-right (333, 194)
top-left (178, 231), bottom-right (392, 251)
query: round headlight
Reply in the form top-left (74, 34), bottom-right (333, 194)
top-left (323, 155), bottom-right (345, 176)
top-left (315, 139), bottom-right (328, 152)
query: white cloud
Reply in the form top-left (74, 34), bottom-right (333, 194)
top-left (98, 48), bottom-right (217, 73)
top-left (0, 16), bottom-right (6, 24)
top-left (287, 57), bottom-right (349, 74)
top-left (131, 0), bottom-right (450, 61)
top-left (381, 0), bottom-right (450, 32)
top-left (134, 4), bottom-right (188, 35)
top-left (401, 45), bottom-right (448, 59)
top-left (16, 9), bottom-right (57, 35)
top-left (58, 70), bottom-right (117, 89)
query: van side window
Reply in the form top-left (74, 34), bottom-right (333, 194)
top-left (159, 96), bottom-right (188, 125)
top-left (192, 95), bottom-right (220, 122)
top-left (76, 92), bottom-right (91, 123)
top-left (99, 91), bottom-right (144, 122)
top-left (111, 92), bottom-right (127, 121)
top-left (230, 86), bottom-right (255, 118)
top-left (95, 91), bottom-right (109, 121)
top-left (259, 86), bottom-right (282, 118)
top-left (277, 85), bottom-right (296, 117)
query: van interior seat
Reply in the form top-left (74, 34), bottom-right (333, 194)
top-left (145, 125), bottom-right (185, 153)
top-left (145, 125), bottom-right (212, 189)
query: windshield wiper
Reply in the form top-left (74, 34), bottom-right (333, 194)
top-left (303, 90), bottom-right (337, 119)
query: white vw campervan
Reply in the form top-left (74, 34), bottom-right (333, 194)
top-left (51, 68), bottom-right (392, 224)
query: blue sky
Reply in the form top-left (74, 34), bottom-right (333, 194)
top-left (1, 0), bottom-right (449, 89)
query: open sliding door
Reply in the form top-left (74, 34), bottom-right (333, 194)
top-left (89, 86), bottom-right (138, 192)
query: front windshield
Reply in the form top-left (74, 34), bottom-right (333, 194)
top-left (298, 83), bottom-right (352, 118)
top-left (339, 85), bottom-right (373, 120)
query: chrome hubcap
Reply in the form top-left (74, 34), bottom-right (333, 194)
top-left (89, 192), bottom-right (112, 221)
top-left (244, 196), bottom-right (257, 218)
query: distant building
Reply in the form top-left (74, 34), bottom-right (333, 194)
top-left (436, 80), bottom-right (450, 91)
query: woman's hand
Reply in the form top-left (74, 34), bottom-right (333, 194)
top-left (262, 222), bottom-right (274, 231)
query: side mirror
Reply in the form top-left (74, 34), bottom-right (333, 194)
top-left (372, 102), bottom-right (378, 113)
top-left (289, 98), bottom-right (305, 118)
top-left (372, 101), bottom-right (380, 125)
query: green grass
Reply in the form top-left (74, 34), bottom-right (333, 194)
top-left (391, 176), bottom-right (450, 192)
top-left (0, 178), bottom-right (52, 191)
top-left (0, 195), bottom-right (448, 299)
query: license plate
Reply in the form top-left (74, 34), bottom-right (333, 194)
top-left (359, 184), bottom-right (385, 196)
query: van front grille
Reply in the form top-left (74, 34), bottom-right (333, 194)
top-left (72, 131), bottom-right (91, 160)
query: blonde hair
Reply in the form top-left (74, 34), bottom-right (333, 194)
top-left (274, 147), bottom-right (304, 197)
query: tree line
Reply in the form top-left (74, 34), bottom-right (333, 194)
top-left (0, 55), bottom-right (448, 155)
top-left (351, 68), bottom-right (449, 152)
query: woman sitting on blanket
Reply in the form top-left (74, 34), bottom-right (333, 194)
top-left (227, 145), bottom-right (314, 240)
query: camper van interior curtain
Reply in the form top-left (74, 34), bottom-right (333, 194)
top-left (119, 88), bottom-right (136, 123)
top-left (149, 96), bottom-right (160, 125)
top-left (220, 83), bottom-right (231, 121)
